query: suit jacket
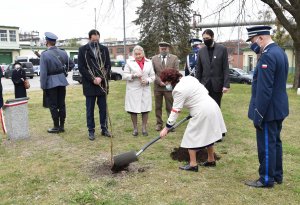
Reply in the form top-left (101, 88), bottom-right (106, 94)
top-left (195, 43), bottom-right (230, 92)
top-left (78, 43), bottom-right (111, 96)
top-left (152, 54), bottom-right (179, 91)
top-left (248, 43), bottom-right (289, 126)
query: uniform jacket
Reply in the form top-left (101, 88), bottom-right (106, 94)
top-left (185, 51), bottom-right (199, 76)
top-left (78, 43), bottom-right (111, 96)
top-left (195, 43), bottom-right (230, 92)
top-left (152, 54), bottom-right (179, 91)
top-left (12, 68), bottom-right (27, 98)
top-left (40, 46), bottom-right (75, 89)
top-left (248, 43), bottom-right (289, 126)
top-left (122, 58), bottom-right (155, 113)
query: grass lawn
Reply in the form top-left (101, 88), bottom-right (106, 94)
top-left (0, 81), bottom-right (300, 205)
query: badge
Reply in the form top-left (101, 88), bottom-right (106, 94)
top-left (261, 64), bottom-right (268, 69)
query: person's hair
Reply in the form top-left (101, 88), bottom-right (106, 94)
top-left (47, 41), bottom-right (56, 46)
top-left (88, 29), bottom-right (100, 39)
top-left (160, 68), bottom-right (182, 87)
top-left (132, 45), bottom-right (145, 56)
top-left (202, 29), bottom-right (214, 38)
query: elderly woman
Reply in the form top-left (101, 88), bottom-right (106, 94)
top-left (160, 69), bottom-right (226, 172)
top-left (123, 45), bottom-right (155, 136)
top-left (12, 62), bottom-right (27, 98)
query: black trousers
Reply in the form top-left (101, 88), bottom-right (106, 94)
top-left (45, 86), bottom-right (66, 121)
top-left (85, 95), bottom-right (107, 132)
top-left (205, 81), bottom-right (223, 107)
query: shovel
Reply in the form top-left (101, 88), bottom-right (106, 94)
top-left (111, 115), bottom-right (192, 171)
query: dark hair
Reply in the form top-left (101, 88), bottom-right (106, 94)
top-left (202, 29), bottom-right (214, 38)
top-left (88, 29), bottom-right (100, 39)
top-left (160, 68), bottom-right (182, 87)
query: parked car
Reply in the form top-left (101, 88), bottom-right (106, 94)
top-left (229, 68), bottom-right (253, 84)
top-left (5, 62), bottom-right (35, 79)
top-left (72, 67), bottom-right (122, 84)
top-left (33, 65), bottom-right (40, 76)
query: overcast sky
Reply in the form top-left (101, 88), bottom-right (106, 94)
top-left (0, 0), bottom-right (269, 42)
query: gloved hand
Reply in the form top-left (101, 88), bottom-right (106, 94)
top-left (254, 108), bottom-right (263, 131)
top-left (141, 78), bottom-right (148, 86)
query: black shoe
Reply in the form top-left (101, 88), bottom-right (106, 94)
top-left (102, 130), bottom-right (111, 137)
top-left (47, 127), bottom-right (60, 133)
top-left (245, 179), bottom-right (273, 188)
top-left (179, 164), bottom-right (198, 172)
top-left (132, 130), bottom-right (138, 136)
top-left (275, 180), bottom-right (283, 184)
top-left (59, 127), bottom-right (65, 132)
top-left (88, 132), bottom-right (95, 141)
top-left (201, 161), bottom-right (216, 167)
top-left (142, 131), bottom-right (148, 136)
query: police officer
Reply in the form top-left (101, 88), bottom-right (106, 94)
top-left (184, 38), bottom-right (202, 76)
top-left (244, 26), bottom-right (289, 188)
top-left (40, 32), bottom-right (75, 133)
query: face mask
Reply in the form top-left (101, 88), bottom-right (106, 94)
top-left (165, 84), bottom-right (173, 91)
top-left (89, 41), bottom-right (98, 48)
top-left (204, 39), bottom-right (213, 47)
top-left (192, 47), bottom-right (200, 53)
top-left (250, 42), bottom-right (261, 54)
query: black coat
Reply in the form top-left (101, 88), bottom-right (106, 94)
top-left (196, 43), bottom-right (230, 92)
top-left (78, 43), bottom-right (111, 96)
top-left (12, 68), bottom-right (27, 98)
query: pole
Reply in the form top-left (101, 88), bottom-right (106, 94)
top-left (237, 0), bottom-right (240, 69)
top-left (123, 0), bottom-right (126, 63)
top-left (94, 8), bottom-right (96, 29)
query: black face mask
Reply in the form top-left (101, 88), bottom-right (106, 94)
top-left (89, 41), bottom-right (98, 48)
top-left (204, 39), bottom-right (213, 47)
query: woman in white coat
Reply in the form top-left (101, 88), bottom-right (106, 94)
top-left (123, 45), bottom-right (155, 136)
top-left (160, 69), bottom-right (226, 172)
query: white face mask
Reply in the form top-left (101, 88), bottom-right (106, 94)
top-left (165, 84), bottom-right (173, 91)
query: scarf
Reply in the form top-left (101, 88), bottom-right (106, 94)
top-left (136, 57), bottom-right (145, 70)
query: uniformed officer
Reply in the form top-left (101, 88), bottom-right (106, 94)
top-left (40, 32), bottom-right (75, 133)
top-left (184, 38), bottom-right (202, 76)
top-left (244, 26), bottom-right (289, 188)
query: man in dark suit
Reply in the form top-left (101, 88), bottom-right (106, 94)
top-left (195, 29), bottom-right (230, 107)
top-left (244, 26), bottom-right (289, 188)
top-left (152, 42), bottom-right (179, 131)
top-left (78, 29), bottom-right (111, 141)
top-left (40, 32), bottom-right (75, 133)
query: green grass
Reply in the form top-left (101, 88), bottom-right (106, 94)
top-left (0, 82), bottom-right (300, 205)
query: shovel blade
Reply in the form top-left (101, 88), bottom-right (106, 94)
top-left (111, 151), bottom-right (138, 171)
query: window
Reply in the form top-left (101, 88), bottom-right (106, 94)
top-left (9, 30), bottom-right (16, 42)
top-left (0, 30), bottom-right (7, 42)
top-left (248, 56), bottom-right (253, 71)
top-left (117, 48), bottom-right (124, 53)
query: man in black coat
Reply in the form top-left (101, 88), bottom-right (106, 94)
top-left (195, 29), bottom-right (230, 107)
top-left (78, 29), bottom-right (111, 141)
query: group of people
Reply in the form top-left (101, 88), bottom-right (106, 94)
top-left (6, 25), bottom-right (288, 189)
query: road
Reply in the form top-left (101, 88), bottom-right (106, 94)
top-left (1, 67), bottom-right (124, 93)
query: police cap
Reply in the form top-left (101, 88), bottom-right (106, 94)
top-left (246, 25), bottom-right (272, 42)
top-left (189, 38), bottom-right (202, 46)
top-left (158, 41), bottom-right (170, 47)
top-left (45, 32), bottom-right (58, 42)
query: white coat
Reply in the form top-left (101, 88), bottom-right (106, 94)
top-left (122, 58), bottom-right (155, 113)
top-left (167, 76), bottom-right (227, 148)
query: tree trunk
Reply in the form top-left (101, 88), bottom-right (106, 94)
top-left (294, 42), bottom-right (300, 89)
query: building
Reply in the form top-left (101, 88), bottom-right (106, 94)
top-left (243, 46), bottom-right (295, 73)
top-left (0, 25), bottom-right (20, 65)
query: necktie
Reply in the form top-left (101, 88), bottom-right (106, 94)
top-left (162, 56), bottom-right (166, 68)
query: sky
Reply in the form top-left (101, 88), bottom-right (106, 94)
top-left (0, 0), bottom-right (270, 42)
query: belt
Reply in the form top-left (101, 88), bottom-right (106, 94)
top-left (47, 70), bottom-right (64, 76)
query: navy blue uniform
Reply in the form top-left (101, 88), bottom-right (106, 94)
top-left (184, 51), bottom-right (198, 76)
top-left (248, 42), bottom-right (289, 186)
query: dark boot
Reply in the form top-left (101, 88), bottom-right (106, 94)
top-left (48, 118), bottom-right (60, 133)
top-left (59, 118), bottom-right (65, 132)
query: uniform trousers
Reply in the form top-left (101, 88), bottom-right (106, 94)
top-left (256, 120), bottom-right (283, 186)
top-left (86, 95), bottom-right (107, 133)
top-left (154, 90), bottom-right (173, 126)
top-left (45, 86), bottom-right (66, 121)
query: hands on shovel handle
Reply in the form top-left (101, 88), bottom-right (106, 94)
top-left (160, 115), bottom-right (192, 139)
